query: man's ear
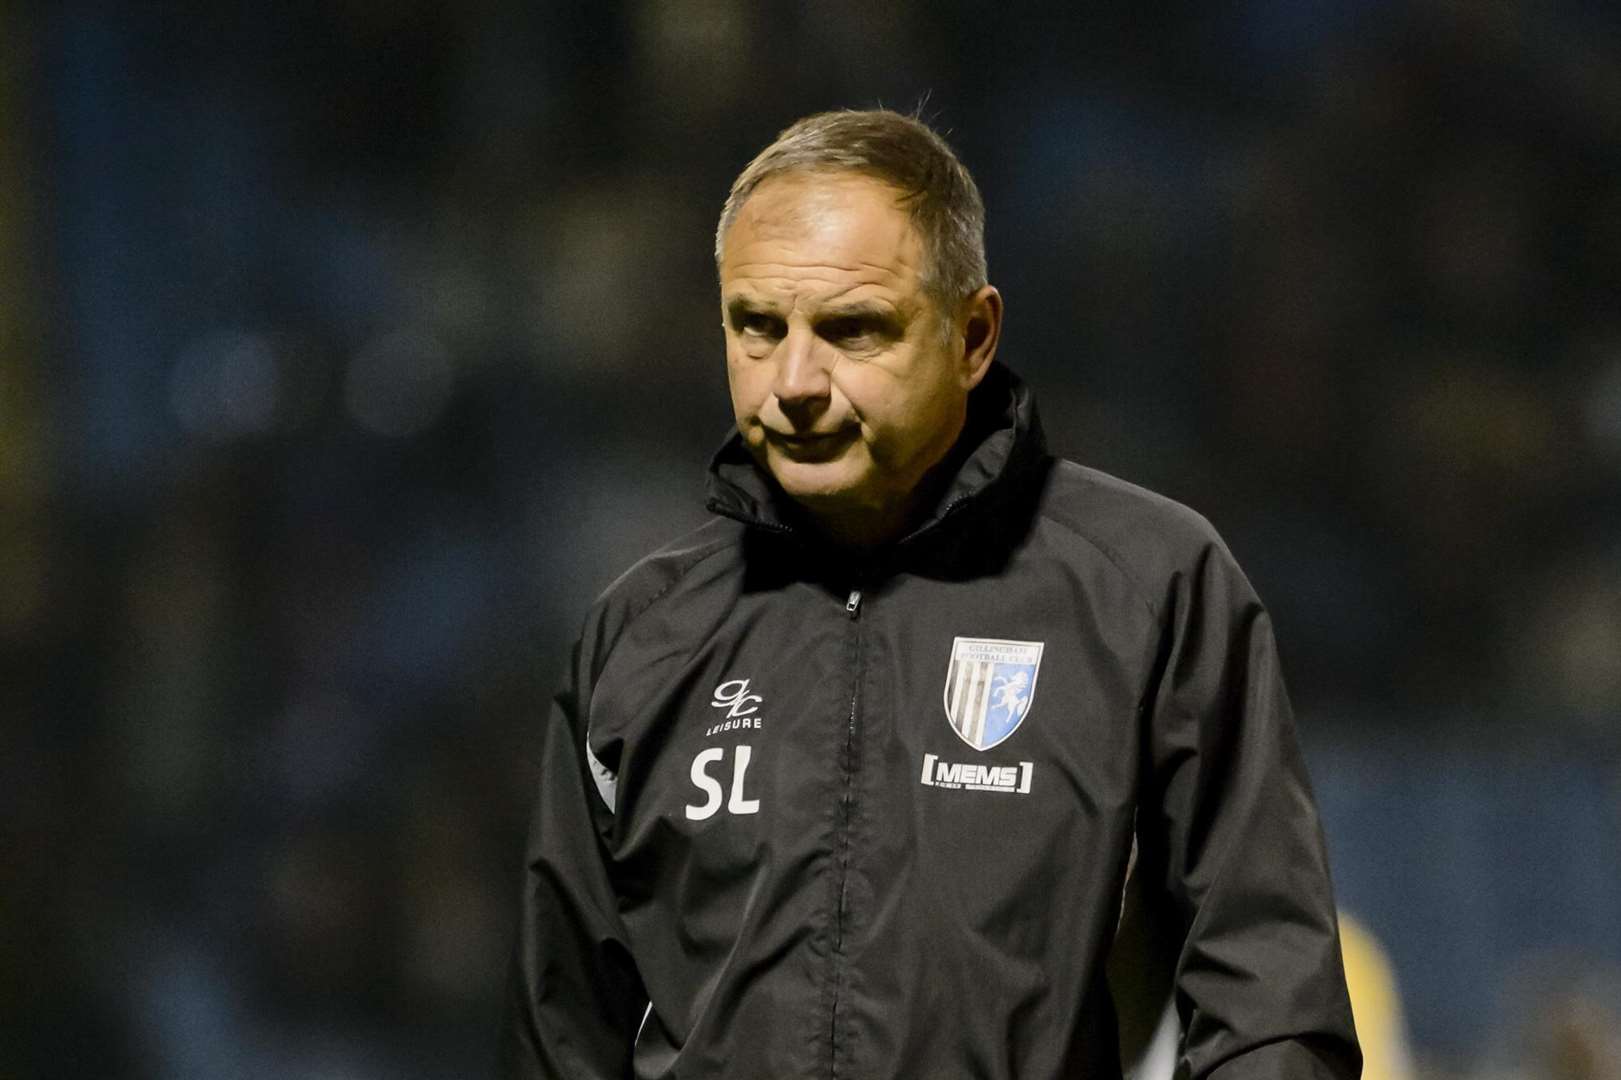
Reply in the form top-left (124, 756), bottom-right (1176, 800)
top-left (959, 285), bottom-right (1003, 390)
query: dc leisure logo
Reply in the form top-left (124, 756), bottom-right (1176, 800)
top-left (711, 678), bottom-right (761, 719)
top-left (686, 677), bottom-right (764, 821)
top-left (942, 637), bottom-right (1044, 752)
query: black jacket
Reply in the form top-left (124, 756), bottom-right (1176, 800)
top-left (503, 364), bottom-right (1361, 1079)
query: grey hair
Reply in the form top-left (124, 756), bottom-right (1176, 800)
top-left (714, 109), bottom-right (988, 312)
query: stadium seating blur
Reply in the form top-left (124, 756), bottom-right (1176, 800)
top-left (3, 3), bottom-right (1617, 1077)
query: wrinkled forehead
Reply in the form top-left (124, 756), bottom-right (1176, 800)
top-left (719, 172), bottom-right (926, 301)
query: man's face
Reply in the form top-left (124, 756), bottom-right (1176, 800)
top-left (719, 172), bottom-right (982, 527)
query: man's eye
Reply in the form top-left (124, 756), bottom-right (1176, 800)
top-left (823, 319), bottom-right (874, 344)
top-left (739, 314), bottom-right (780, 337)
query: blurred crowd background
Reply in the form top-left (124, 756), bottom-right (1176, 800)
top-left (4, 2), bottom-right (1620, 1077)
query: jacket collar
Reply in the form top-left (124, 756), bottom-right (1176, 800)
top-left (704, 362), bottom-right (1049, 553)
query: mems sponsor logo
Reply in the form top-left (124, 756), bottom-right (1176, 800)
top-left (919, 752), bottom-right (1034, 794)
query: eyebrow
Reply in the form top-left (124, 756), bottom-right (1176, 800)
top-left (725, 296), bottom-right (783, 322)
top-left (815, 301), bottom-right (901, 324)
top-left (723, 296), bottom-right (909, 333)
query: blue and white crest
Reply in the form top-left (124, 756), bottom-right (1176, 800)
top-left (942, 637), bottom-right (1044, 751)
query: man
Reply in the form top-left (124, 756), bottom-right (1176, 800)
top-left (503, 109), bottom-right (1361, 1079)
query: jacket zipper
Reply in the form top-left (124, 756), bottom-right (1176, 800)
top-left (830, 587), bottom-right (863, 1078)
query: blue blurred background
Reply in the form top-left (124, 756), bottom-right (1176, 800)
top-left (3, 2), bottom-right (1619, 1077)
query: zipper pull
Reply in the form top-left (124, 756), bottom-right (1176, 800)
top-left (845, 589), bottom-right (863, 618)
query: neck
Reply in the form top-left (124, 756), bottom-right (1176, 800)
top-left (805, 489), bottom-right (931, 552)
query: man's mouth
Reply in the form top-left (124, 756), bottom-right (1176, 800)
top-left (766, 428), bottom-right (853, 460)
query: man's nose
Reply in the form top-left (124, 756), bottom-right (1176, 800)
top-left (771, 329), bottom-right (832, 423)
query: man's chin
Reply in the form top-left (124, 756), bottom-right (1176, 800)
top-left (765, 457), bottom-right (865, 507)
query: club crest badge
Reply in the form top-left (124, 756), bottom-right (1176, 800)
top-left (942, 637), bottom-right (1044, 751)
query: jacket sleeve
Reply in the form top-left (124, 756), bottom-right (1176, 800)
top-left (500, 626), bottom-right (648, 1079)
top-left (1138, 538), bottom-right (1361, 1080)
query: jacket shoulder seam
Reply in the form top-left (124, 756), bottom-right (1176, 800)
top-left (582, 532), bottom-right (739, 765)
top-left (1035, 509), bottom-right (1166, 625)
top-left (599, 530), bottom-right (739, 660)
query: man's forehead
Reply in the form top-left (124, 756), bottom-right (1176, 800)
top-left (721, 248), bottom-right (915, 312)
top-left (737, 169), bottom-right (906, 219)
top-left (721, 172), bottom-right (925, 295)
